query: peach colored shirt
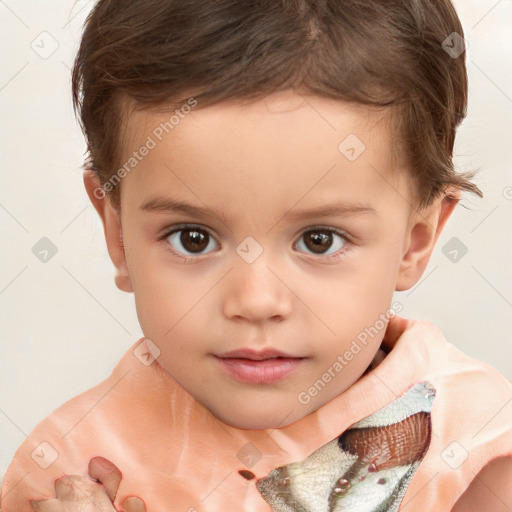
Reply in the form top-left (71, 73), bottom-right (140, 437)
top-left (2, 318), bottom-right (511, 511)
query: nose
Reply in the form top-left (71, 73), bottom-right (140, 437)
top-left (222, 256), bottom-right (293, 324)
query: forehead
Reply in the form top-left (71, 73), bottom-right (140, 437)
top-left (124, 90), bottom-right (388, 151)
top-left (118, 91), bottom-right (411, 220)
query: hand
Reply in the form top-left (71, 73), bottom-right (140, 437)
top-left (30, 456), bottom-right (146, 512)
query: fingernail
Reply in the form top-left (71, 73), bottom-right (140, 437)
top-left (123, 496), bottom-right (147, 512)
top-left (92, 456), bottom-right (114, 470)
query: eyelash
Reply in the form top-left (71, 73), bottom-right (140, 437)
top-left (292, 225), bottom-right (351, 264)
top-left (158, 224), bottom-right (351, 264)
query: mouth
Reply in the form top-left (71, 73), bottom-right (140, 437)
top-left (214, 348), bottom-right (306, 384)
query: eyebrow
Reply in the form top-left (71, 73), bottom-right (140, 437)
top-left (141, 197), bottom-right (232, 225)
top-left (140, 197), bottom-right (377, 224)
top-left (285, 203), bottom-right (377, 221)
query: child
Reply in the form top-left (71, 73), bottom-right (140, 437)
top-left (2, 0), bottom-right (511, 511)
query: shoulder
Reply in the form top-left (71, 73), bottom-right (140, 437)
top-left (0, 338), bottom-right (151, 511)
top-left (419, 319), bottom-right (512, 454)
top-left (452, 455), bottom-right (512, 512)
top-left (386, 317), bottom-right (511, 396)
top-left (434, 334), bottom-right (512, 510)
top-left (400, 318), bottom-right (511, 392)
top-left (387, 318), bottom-right (512, 509)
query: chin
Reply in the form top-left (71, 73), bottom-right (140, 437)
top-left (220, 416), bottom-right (290, 430)
top-left (208, 404), bottom-right (305, 430)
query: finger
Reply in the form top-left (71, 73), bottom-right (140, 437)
top-left (30, 499), bottom-right (63, 512)
top-left (121, 496), bottom-right (147, 512)
top-left (53, 475), bottom-right (116, 511)
top-left (54, 475), bottom-right (105, 501)
top-left (54, 475), bottom-right (91, 501)
top-left (88, 456), bottom-right (123, 502)
top-left (31, 491), bottom-right (116, 512)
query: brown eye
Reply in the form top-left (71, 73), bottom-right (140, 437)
top-left (166, 226), bottom-right (219, 256)
top-left (181, 229), bottom-right (208, 252)
top-left (296, 228), bottom-right (347, 256)
top-left (304, 231), bottom-right (333, 254)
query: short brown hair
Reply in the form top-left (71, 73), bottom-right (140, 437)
top-left (72, 0), bottom-right (482, 210)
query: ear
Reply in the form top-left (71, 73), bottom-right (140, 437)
top-left (395, 189), bottom-right (460, 291)
top-left (83, 169), bottom-right (133, 293)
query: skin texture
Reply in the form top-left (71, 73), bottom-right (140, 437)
top-left (28, 316), bottom-right (512, 511)
top-left (30, 457), bottom-right (146, 512)
top-left (85, 89), bottom-right (457, 431)
top-left (35, 89), bottom-right (488, 512)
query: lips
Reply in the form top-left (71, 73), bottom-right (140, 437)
top-left (215, 348), bottom-right (305, 384)
top-left (216, 348), bottom-right (301, 360)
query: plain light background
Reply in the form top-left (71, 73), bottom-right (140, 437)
top-left (1, 0), bottom-right (511, 478)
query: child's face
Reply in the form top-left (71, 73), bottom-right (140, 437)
top-left (96, 90), bottom-right (440, 429)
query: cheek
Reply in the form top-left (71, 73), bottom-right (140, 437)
top-left (307, 248), bottom-right (400, 329)
top-left (127, 250), bottom-right (219, 344)
top-left (123, 245), bottom-right (179, 337)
